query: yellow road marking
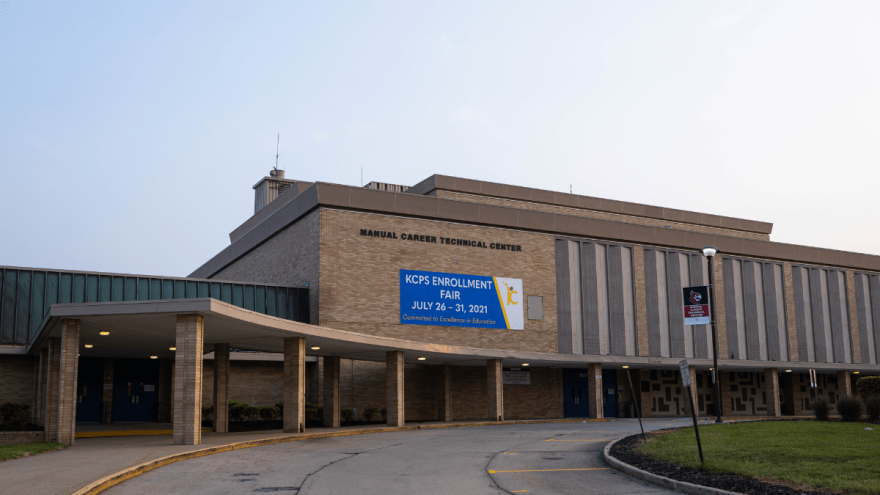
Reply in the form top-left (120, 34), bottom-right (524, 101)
top-left (544, 439), bottom-right (604, 442)
top-left (512, 491), bottom-right (530, 493)
top-left (489, 468), bottom-right (610, 473)
top-left (503, 452), bottom-right (517, 454)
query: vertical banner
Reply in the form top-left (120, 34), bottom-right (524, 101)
top-left (399, 269), bottom-right (524, 330)
top-left (682, 286), bottom-right (710, 326)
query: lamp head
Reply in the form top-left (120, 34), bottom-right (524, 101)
top-left (702, 245), bottom-right (717, 258)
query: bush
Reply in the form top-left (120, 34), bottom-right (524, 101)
top-left (865, 396), bottom-right (880, 422)
top-left (275, 402), bottom-right (283, 417)
top-left (0, 402), bottom-right (31, 428)
top-left (380, 408), bottom-right (387, 420)
top-left (259, 407), bottom-right (276, 421)
top-left (305, 403), bottom-right (323, 422)
top-left (813, 398), bottom-right (830, 421)
top-left (341, 408), bottom-right (354, 422)
top-left (202, 405), bottom-right (213, 421)
top-left (363, 407), bottom-right (379, 422)
top-left (858, 376), bottom-right (880, 398)
top-left (837, 395), bottom-right (864, 422)
top-left (229, 400), bottom-right (248, 422)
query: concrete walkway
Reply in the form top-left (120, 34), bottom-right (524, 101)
top-left (0, 419), bottom-right (619, 495)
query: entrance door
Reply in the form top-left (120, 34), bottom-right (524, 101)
top-left (563, 369), bottom-right (591, 418)
top-left (602, 369), bottom-right (618, 418)
top-left (76, 358), bottom-right (103, 423)
top-left (112, 359), bottom-right (160, 422)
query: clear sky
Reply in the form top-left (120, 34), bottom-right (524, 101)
top-left (1, 1), bottom-right (879, 277)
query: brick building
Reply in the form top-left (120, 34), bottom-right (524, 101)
top-left (2, 170), bottom-right (879, 445)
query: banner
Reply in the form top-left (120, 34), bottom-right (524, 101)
top-left (682, 286), bottom-right (710, 325)
top-left (399, 269), bottom-right (523, 330)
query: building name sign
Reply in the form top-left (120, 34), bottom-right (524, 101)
top-left (360, 229), bottom-right (522, 252)
top-left (399, 269), bottom-right (524, 330)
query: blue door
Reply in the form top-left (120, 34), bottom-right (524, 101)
top-left (602, 369), bottom-right (618, 418)
top-left (563, 369), bottom-right (591, 418)
top-left (76, 358), bottom-right (103, 423)
top-left (112, 359), bottom-right (160, 422)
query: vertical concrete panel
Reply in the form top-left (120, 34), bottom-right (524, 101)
top-left (762, 264), bottom-right (782, 362)
top-left (487, 359), bottom-right (503, 421)
top-left (832, 271), bottom-right (852, 363)
top-left (56, 320), bottom-right (80, 445)
top-left (742, 261), bottom-right (761, 360)
top-left (607, 245), bottom-right (627, 356)
top-left (283, 338), bottom-right (305, 433)
top-left (870, 276), bottom-right (880, 365)
top-left (773, 265), bottom-right (789, 361)
top-left (385, 351), bottom-right (404, 426)
top-left (323, 356), bottom-right (341, 427)
top-left (644, 249), bottom-right (661, 357)
top-left (733, 260), bottom-right (748, 360)
top-left (689, 255), bottom-right (709, 359)
top-left (595, 244), bottom-right (610, 356)
top-left (568, 241), bottom-right (583, 354)
top-left (753, 262), bottom-right (768, 361)
top-left (818, 269), bottom-right (834, 363)
top-left (555, 240), bottom-right (572, 354)
top-left (213, 343), bottom-right (230, 434)
top-left (794, 267), bottom-right (815, 362)
top-left (722, 259), bottom-right (741, 359)
top-left (656, 251), bottom-right (670, 357)
top-left (621, 246), bottom-right (636, 356)
top-left (856, 274), bottom-right (876, 364)
top-left (666, 252), bottom-right (685, 358)
top-left (173, 314), bottom-right (204, 446)
top-left (581, 242), bottom-right (600, 355)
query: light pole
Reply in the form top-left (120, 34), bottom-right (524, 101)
top-left (702, 245), bottom-right (723, 424)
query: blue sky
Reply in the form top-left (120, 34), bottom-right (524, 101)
top-left (1, 1), bottom-right (879, 277)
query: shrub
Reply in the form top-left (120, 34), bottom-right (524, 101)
top-left (275, 402), bottom-right (284, 417)
top-left (865, 396), bottom-right (880, 422)
top-left (0, 402), bottom-right (31, 428)
top-left (837, 395), bottom-right (864, 422)
top-left (858, 376), bottom-right (880, 398)
top-left (202, 405), bottom-right (213, 421)
top-left (813, 398), bottom-right (830, 421)
top-left (380, 408), bottom-right (387, 420)
top-left (341, 408), bottom-right (354, 422)
top-left (363, 407), bottom-right (379, 422)
top-left (259, 407), bottom-right (276, 421)
top-left (305, 403), bottom-right (323, 422)
top-left (229, 400), bottom-right (248, 422)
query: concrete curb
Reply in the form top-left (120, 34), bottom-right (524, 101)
top-left (602, 437), bottom-right (742, 495)
top-left (72, 418), bottom-right (608, 495)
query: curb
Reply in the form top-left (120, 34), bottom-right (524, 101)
top-left (602, 437), bottom-right (742, 495)
top-left (72, 417), bottom-right (608, 495)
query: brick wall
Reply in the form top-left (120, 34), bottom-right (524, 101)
top-left (0, 356), bottom-right (36, 407)
top-left (0, 431), bottom-right (46, 446)
top-left (504, 367), bottom-right (563, 420)
top-left (203, 360), bottom-right (284, 408)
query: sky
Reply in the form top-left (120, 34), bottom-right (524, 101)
top-left (1, 1), bottom-right (879, 277)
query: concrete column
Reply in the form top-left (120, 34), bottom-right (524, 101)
top-left (682, 365), bottom-right (699, 417)
top-left (438, 365), bottom-right (452, 421)
top-left (638, 369), bottom-right (652, 418)
top-left (837, 370), bottom-right (852, 396)
top-left (386, 351), bottom-right (404, 427)
top-left (213, 344), bottom-right (230, 433)
top-left (102, 359), bottom-right (114, 423)
top-left (323, 356), bottom-right (340, 428)
top-left (173, 314), bottom-right (204, 446)
top-left (44, 338), bottom-right (61, 441)
top-left (587, 363), bottom-right (603, 419)
top-left (35, 348), bottom-right (49, 427)
top-left (487, 359), bottom-right (503, 421)
top-left (283, 337), bottom-right (306, 433)
top-left (57, 320), bottom-right (80, 445)
top-left (765, 368), bottom-right (781, 417)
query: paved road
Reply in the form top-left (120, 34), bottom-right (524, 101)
top-left (108, 418), bottom-right (695, 495)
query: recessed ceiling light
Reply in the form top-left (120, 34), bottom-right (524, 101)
top-left (854, 371), bottom-right (860, 374)
top-left (418, 357), bottom-right (426, 361)
top-left (169, 347), bottom-right (176, 351)
top-left (622, 365), bottom-right (629, 369)
top-left (522, 363), bottom-right (529, 366)
top-left (785, 370), bottom-right (792, 372)
top-left (311, 346), bottom-right (320, 350)
top-left (150, 355), bottom-right (158, 359)
top-left (84, 344), bottom-right (93, 348)
top-left (100, 331), bottom-right (110, 336)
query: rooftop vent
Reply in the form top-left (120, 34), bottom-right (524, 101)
top-left (253, 169), bottom-right (298, 214)
top-left (365, 181), bottom-right (409, 193)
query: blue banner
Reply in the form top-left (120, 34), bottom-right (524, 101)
top-left (399, 269), bottom-right (523, 329)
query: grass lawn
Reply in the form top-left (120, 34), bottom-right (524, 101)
top-left (0, 442), bottom-right (65, 462)
top-left (640, 421), bottom-right (880, 494)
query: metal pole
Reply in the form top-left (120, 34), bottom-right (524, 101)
top-left (626, 369), bottom-right (646, 442)
top-left (708, 254), bottom-right (723, 424)
top-left (687, 384), bottom-right (705, 464)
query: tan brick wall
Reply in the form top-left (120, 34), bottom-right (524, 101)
top-left (633, 245), bottom-right (649, 356)
top-left (783, 263), bottom-right (799, 361)
top-left (214, 209), bottom-right (321, 323)
top-left (436, 191), bottom-right (770, 241)
top-left (319, 209), bottom-right (558, 352)
top-left (711, 256), bottom-right (728, 359)
top-left (0, 431), bottom-right (47, 446)
top-left (203, 360), bottom-right (284, 408)
top-left (504, 368), bottom-right (563, 420)
top-left (0, 355), bottom-right (36, 406)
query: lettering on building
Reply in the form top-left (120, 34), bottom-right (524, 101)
top-left (358, 229), bottom-right (521, 252)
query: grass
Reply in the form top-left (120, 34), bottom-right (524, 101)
top-left (0, 442), bottom-right (65, 461)
top-left (640, 421), bottom-right (880, 495)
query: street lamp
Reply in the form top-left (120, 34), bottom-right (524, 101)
top-left (702, 245), bottom-right (723, 424)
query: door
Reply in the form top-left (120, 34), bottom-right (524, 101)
top-left (112, 359), bottom-right (160, 422)
top-left (602, 369), bottom-right (618, 418)
top-left (76, 358), bottom-right (103, 423)
top-left (563, 369), bottom-right (591, 418)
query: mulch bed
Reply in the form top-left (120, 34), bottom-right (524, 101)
top-left (609, 431), bottom-right (839, 495)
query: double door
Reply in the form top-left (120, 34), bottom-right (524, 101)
top-left (562, 369), bottom-right (618, 418)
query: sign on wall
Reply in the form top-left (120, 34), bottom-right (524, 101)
top-left (400, 269), bottom-right (524, 330)
top-left (682, 286), bottom-right (710, 326)
top-left (503, 368), bottom-right (531, 385)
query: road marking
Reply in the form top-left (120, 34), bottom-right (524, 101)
top-left (544, 439), bottom-right (604, 442)
top-left (489, 468), bottom-right (610, 473)
top-left (511, 491), bottom-right (530, 493)
top-left (502, 452), bottom-right (517, 454)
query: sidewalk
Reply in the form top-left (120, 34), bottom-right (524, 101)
top-left (0, 419), bottom-right (600, 495)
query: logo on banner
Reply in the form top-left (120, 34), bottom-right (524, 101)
top-left (400, 269), bottom-right (524, 330)
top-left (689, 291), bottom-right (702, 304)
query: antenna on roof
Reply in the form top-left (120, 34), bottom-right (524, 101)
top-left (274, 134), bottom-right (280, 171)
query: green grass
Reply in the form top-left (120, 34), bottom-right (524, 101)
top-left (0, 442), bottom-right (65, 461)
top-left (640, 421), bottom-right (880, 494)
